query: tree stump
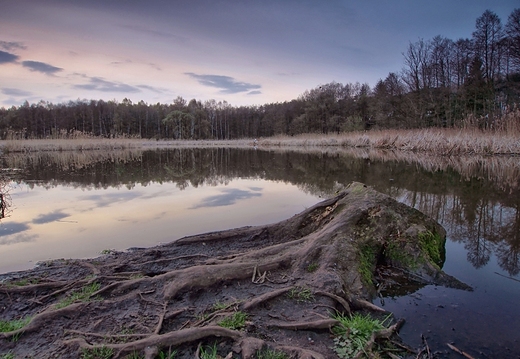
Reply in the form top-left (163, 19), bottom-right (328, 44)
top-left (0, 182), bottom-right (469, 358)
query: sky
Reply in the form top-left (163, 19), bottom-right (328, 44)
top-left (0, 0), bottom-right (518, 109)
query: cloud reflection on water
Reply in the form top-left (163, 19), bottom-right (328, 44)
top-left (190, 187), bottom-right (262, 209)
top-left (0, 221), bottom-right (31, 238)
top-left (32, 210), bottom-right (71, 224)
top-left (79, 191), bottom-right (143, 208)
top-left (0, 233), bottom-right (37, 246)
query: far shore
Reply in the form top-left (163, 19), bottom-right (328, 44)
top-left (1, 127), bottom-right (519, 156)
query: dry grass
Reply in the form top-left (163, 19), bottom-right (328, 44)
top-left (1, 130), bottom-right (518, 156)
top-left (2, 149), bottom-right (145, 174)
top-left (0, 109), bottom-right (518, 155)
top-left (0, 138), bottom-right (149, 153)
top-left (259, 127), bottom-right (520, 156)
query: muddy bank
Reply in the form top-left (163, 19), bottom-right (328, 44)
top-left (0, 182), bottom-right (469, 359)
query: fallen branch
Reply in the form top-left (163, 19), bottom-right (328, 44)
top-left (154, 302), bottom-right (168, 334)
top-left (494, 271), bottom-right (520, 283)
top-left (447, 343), bottom-right (476, 359)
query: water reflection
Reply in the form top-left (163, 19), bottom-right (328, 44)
top-left (191, 187), bottom-right (263, 208)
top-left (1, 147), bottom-right (519, 277)
top-left (1, 147), bottom-right (518, 357)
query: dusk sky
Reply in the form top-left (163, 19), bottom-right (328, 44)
top-left (1, 0), bottom-right (518, 108)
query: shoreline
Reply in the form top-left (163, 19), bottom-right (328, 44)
top-left (1, 127), bottom-right (520, 156)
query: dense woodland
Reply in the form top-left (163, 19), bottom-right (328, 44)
top-left (1, 9), bottom-right (520, 140)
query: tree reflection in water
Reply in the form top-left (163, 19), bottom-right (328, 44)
top-left (1, 147), bottom-right (519, 275)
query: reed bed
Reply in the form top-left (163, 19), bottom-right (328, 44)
top-left (2, 149), bottom-right (145, 174)
top-left (0, 138), bottom-right (152, 153)
top-left (259, 127), bottom-right (520, 156)
top-left (1, 107), bottom-right (519, 156)
top-left (1, 129), bottom-right (518, 156)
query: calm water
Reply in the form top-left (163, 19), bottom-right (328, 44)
top-left (0, 147), bottom-right (519, 358)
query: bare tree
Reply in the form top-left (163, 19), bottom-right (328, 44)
top-left (472, 10), bottom-right (505, 81)
top-left (505, 8), bottom-right (520, 72)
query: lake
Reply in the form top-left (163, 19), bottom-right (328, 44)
top-left (1, 147), bottom-right (519, 358)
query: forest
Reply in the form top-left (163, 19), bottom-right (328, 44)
top-left (1, 9), bottom-right (519, 141)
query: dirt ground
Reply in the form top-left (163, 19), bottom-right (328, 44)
top-left (0, 182), bottom-right (469, 359)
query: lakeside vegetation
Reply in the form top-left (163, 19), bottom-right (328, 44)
top-left (1, 9), bottom-right (519, 145)
top-left (1, 110), bottom-right (519, 156)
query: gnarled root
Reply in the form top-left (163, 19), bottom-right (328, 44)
top-left (65, 326), bottom-right (242, 358)
top-left (269, 319), bottom-right (339, 331)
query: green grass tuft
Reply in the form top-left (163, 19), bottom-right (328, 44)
top-left (306, 262), bottom-right (319, 272)
top-left (80, 346), bottom-right (113, 359)
top-left (0, 317), bottom-right (31, 333)
top-left (287, 286), bottom-right (314, 302)
top-left (56, 282), bottom-right (101, 309)
top-left (211, 301), bottom-right (230, 311)
top-left (218, 311), bottom-right (248, 330)
top-left (199, 342), bottom-right (218, 359)
top-left (332, 312), bottom-right (392, 358)
top-left (125, 351), bottom-right (143, 359)
top-left (157, 348), bottom-right (177, 359)
top-left (256, 348), bottom-right (289, 359)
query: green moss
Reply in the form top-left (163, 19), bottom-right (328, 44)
top-left (359, 245), bottom-right (376, 285)
top-left (418, 230), bottom-right (444, 268)
top-left (348, 183), bottom-right (367, 195)
top-left (384, 241), bottom-right (417, 270)
top-left (56, 282), bottom-right (101, 309)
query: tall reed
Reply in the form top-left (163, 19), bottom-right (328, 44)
top-left (1, 109), bottom-right (519, 155)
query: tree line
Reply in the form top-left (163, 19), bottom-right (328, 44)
top-left (1, 9), bottom-right (519, 140)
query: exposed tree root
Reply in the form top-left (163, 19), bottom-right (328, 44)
top-left (314, 290), bottom-right (351, 314)
top-left (351, 298), bottom-right (387, 313)
top-left (354, 318), bottom-right (405, 359)
top-left (0, 280), bottom-right (68, 294)
top-left (240, 286), bottom-right (294, 311)
top-left (65, 326), bottom-right (241, 358)
top-left (237, 337), bottom-right (265, 359)
top-left (270, 318), bottom-right (339, 331)
top-left (1, 302), bottom-right (87, 339)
